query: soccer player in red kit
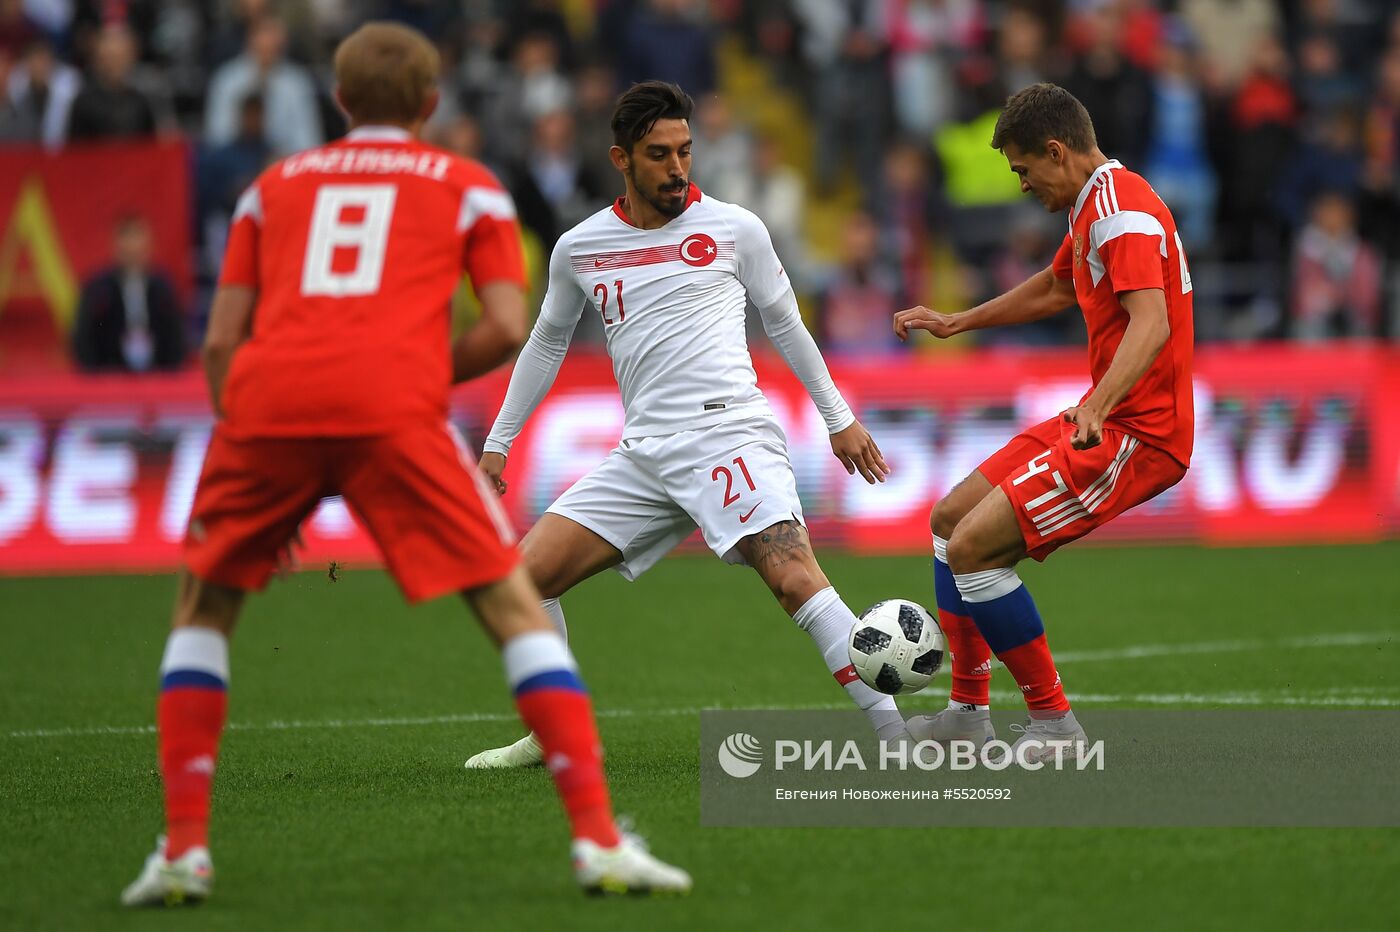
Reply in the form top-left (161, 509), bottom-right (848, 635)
top-left (894, 83), bottom-right (1194, 761)
top-left (121, 23), bottom-right (688, 905)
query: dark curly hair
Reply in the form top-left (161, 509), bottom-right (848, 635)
top-left (611, 81), bottom-right (694, 153)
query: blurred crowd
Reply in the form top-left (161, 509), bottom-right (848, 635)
top-left (1, 0), bottom-right (1397, 371)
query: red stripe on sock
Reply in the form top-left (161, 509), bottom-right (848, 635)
top-left (158, 687), bottom-right (227, 859)
top-left (997, 635), bottom-right (1070, 712)
top-left (514, 687), bottom-right (620, 848)
top-left (940, 611), bottom-right (992, 706)
top-left (833, 664), bottom-right (861, 686)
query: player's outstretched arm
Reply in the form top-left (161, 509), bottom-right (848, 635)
top-left (753, 289), bottom-right (889, 483)
top-left (735, 208), bottom-right (888, 482)
top-left (1062, 287), bottom-right (1169, 449)
top-left (451, 282), bottom-right (529, 383)
top-left (201, 285), bottom-right (256, 417)
top-left (894, 265), bottom-right (1076, 341)
top-left (480, 237), bottom-right (586, 470)
top-left (754, 288), bottom-right (856, 431)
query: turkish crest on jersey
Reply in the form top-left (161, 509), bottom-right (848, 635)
top-left (680, 232), bottom-right (718, 267)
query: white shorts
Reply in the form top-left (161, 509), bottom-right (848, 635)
top-left (546, 417), bottom-right (806, 581)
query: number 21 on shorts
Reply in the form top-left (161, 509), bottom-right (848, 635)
top-left (711, 456), bottom-right (756, 507)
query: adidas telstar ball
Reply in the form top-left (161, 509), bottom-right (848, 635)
top-left (848, 600), bottom-right (946, 695)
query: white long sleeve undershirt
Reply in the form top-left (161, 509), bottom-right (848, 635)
top-left (481, 312), bottom-right (575, 457)
top-left (754, 287), bottom-right (855, 435)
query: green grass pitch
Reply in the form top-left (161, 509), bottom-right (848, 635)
top-left (2, 542), bottom-right (1399, 931)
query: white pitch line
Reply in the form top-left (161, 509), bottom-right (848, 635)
top-left (2, 704), bottom-right (833, 740)
top-left (1053, 630), bottom-right (1395, 664)
top-left (5, 632), bottom-right (1397, 740)
top-left (10, 690), bottom-right (1400, 740)
top-left (986, 690), bottom-right (1400, 708)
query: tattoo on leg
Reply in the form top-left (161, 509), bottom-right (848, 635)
top-left (747, 520), bottom-right (811, 572)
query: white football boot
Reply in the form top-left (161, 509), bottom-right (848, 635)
top-left (120, 836), bottom-right (213, 907)
top-left (1006, 710), bottom-right (1089, 766)
top-left (906, 703), bottom-right (996, 746)
top-left (572, 833), bottom-right (692, 896)
top-left (464, 732), bottom-right (543, 769)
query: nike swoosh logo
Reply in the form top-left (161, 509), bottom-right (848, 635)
top-left (594, 258), bottom-right (608, 267)
top-left (739, 503), bottom-right (762, 524)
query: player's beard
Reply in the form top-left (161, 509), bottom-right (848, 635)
top-left (632, 167), bottom-right (688, 219)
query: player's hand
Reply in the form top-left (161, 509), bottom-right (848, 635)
top-left (894, 305), bottom-right (961, 341)
top-left (1063, 405), bottom-right (1105, 450)
top-left (274, 524), bottom-right (305, 579)
top-left (830, 421), bottom-right (889, 484)
top-left (479, 452), bottom-right (508, 496)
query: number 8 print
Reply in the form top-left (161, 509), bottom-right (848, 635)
top-left (301, 183), bottom-right (397, 297)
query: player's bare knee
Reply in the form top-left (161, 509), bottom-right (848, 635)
top-left (933, 473), bottom-right (989, 540)
top-left (944, 530), bottom-right (984, 576)
top-left (930, 496), bottom-right (963, 540)
top-left (519, 528), bottom-right (574, 599)
top-left (521, 547), bottom-right (565, 600)
top-left (947, 524), bottom-right (1024, 575)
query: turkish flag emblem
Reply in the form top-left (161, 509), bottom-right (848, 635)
top-left (679, 232), bottom-right (718, 267)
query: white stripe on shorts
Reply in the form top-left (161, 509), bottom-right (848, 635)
top-left (445, 422), bottom-right (517, 546)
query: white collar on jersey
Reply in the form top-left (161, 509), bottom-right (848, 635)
top-left (1070, 159), bottom-right (1123, 225)
top-left (346, 125), bottom-right (413, 142)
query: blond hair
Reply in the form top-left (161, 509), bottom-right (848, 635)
top-left (333, 22), bottom-right (440, 126)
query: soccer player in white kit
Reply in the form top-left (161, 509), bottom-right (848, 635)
top-left (465, 81), bottom-right (907, 769)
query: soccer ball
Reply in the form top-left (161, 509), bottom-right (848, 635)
top-left (847, 600), bottom-right (946, 695)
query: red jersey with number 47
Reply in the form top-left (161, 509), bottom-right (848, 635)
top-left (216, 126), bottom-right (526, 437)
top-left (1052, 160), bottom-right (1194, 467)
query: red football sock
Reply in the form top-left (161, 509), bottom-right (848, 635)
top-left (996, 635), bottom-right (1070, 713)
top-left (158, 687), bottom-right (228, 859)
top-left (515, 688), bottom-right (620, 848)
top-left (940, 610), bottom-right (992, 706)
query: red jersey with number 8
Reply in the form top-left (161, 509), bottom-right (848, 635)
top-left (1051, 160), bottom-right (1194, 467)
top-left (216, 126), bottom-right (526, 437)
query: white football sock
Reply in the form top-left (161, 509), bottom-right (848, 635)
top-left (160, 626), bottom-right (230, 683)
top-left (500, 630), bottom-right (576, 691)
top-left (793, 587), bottom-right (907, 741)
top-left (542, 598), bottom-right (567, 640)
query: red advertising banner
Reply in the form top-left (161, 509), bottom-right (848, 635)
top-left (0, 345), bottom-right (1396, 575)
top-left (0, 141), bottom-right (193, 372)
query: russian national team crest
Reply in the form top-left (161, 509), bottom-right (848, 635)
top-left (1073, 233), bottom-right (1084, 269)
top-left (680, 233), bottom-right (718, 267)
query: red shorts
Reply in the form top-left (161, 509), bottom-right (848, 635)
top-left (184, 421), bottom-right (518, 602)
top-left (977, 416), bottom-right (1186, 562)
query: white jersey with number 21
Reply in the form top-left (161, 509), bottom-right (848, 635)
top-left (484, 186), bottom-right (852, 452)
